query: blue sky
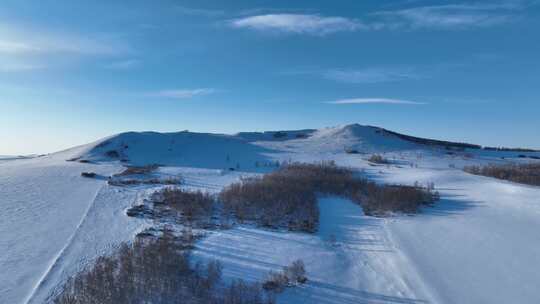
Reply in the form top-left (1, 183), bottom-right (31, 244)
top-left (1, 0), bottom-right (539, 154)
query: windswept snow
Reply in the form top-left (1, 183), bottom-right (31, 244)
top-left (194, 197), bottom-right (435, 304)
top-left (1, 124), bottom-right (540, 304)
top-left (0, 152), bottom-right (120, 304)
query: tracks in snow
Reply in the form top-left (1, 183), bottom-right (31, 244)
top-left (23, 185), bottom-right (105, 304)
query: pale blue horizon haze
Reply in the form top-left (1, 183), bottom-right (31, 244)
top-left (1, 0), bottom-right (539, 155)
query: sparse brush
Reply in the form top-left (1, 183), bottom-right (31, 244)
top-left (220, 162), bottom-right (439, 231)
top-left (54, 230), bottom-right (274, 304)
top-left (263, 259), bottom-right (307, 292)
top-left (464, 163), bottom-right (540, 186)
top-left (160, 188), bottom-right (214, 219)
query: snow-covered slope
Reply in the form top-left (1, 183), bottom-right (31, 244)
top-left (71, 131), bottom-right (277, 171)
top-left (2, 124), bottom-right (540, 304)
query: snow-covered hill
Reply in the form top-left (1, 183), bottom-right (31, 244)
top-left (1, 124), bottom-right (540, 304)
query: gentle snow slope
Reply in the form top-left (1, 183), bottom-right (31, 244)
top-left (0, 152), bottom-right (119, 304)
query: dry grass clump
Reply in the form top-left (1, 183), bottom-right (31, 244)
top-left (464, 163), bottom-right (540, 186)
top-left (220, 162), bottom-right (439, 231)
top-left (54, 230), bottom-right (274, 304)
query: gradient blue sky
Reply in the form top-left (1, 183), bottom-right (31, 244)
top-left (1, 0), bottom-right (539, 154)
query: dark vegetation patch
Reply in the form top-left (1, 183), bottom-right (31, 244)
top-left (263, 260), bottom-right (307, 292)
top-left (108, 177), bottom-right (182, 186)
top-left (484, 146), bottom-right (540, 153)
top-left (220, 162), bottom-right (439, 231)
top-left (54, 230), bottom-right (276, 304)
top-left (464, 163), bottom-right (540, 186)
top-left (105, 150), bottom-right (120, 158)
top-left (127, 188), bottom-right (222, 229)
top-left (67, 157), bottom-right (93, 163)
top-left (81, 172), bottom-right (96, 178)
top-left (126, 163), bottom-right (438, 232)
top-left (345, 148), bottom-right (361, 154)
top-left (378, 126), bottom-right (540, 152)
top-left (108, 165), bottom-right (182, 186)
top-left (115, 164), bottom-right (159, 176)
top-left (159, 188), bottom-right (214, 220)
top-left (353, 182), bottom-right (439, 215)
top-left (368, 154), bottom-right (390, 164)
top-left (273, 131), bottom-right (287, 138)
top-left (378, 127), bottom-right (481, 149)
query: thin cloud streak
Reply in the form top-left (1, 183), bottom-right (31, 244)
top-left (372, 3), bottom-right (522, 29)
top-left (324, 67), bottom-right (421, 84)
top-left (327, 98), bottom-right (426, 105)
top-left (151, 88), bottom-right (216, 99)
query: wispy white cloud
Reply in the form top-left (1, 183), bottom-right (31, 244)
top-left (232, 2), bottom-right (526, 35)
top-left (324, 67), bottom-right (421, 84)
top-left (327, 98), bottom-right (426, 105)
top-left (284, 66), bottom-right (423, 84)
top-left (372, 3), bottom-right (522, 29)
top-left (151, 88), bottom-right (216, 99)
top-left (230, 14), bottom-right (364, 35)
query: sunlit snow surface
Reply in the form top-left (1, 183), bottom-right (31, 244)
top-left (1, 125), bottom-right (540, 304)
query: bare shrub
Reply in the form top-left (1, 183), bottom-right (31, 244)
top-left (263, 259), bottom-right (307, 292)
top-left (54, 230), bottom-right (274, 304)
top-left (284, 260), bottom-right (307, 284)
top-left (220, 162), bottom-right (439, 229)
top-left (220, 161), bottom-right (354, 232)
top-left (464, 163), bottom-right (540, 186)
top-left (160, 188), bottom-right (215, 219)
top-left (262, 271), bottom-right (289, 292)
top-left (353, 182), bottom-right (439, 216)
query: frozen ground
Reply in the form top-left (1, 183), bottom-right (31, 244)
top-left (1, 124), bottom-right (539, 304)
